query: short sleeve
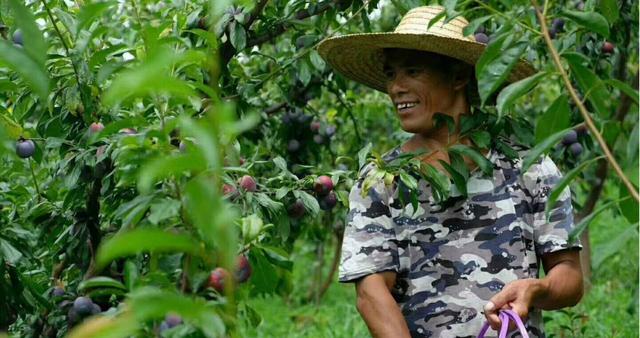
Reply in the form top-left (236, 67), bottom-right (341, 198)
top-left (522, 155), bottom-right (582, 256)
top-left (338, 164), bottom-right (400, 283)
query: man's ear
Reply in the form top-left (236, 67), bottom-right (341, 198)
top-left (452, 65), bottom-right (472, 91)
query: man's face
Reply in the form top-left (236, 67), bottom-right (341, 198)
top-left (383, 49), bottom-right (459, 135)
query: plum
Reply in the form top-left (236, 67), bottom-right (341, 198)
top-left (569, 142), bottom-right (583, 156)
top-left (208, 267), bottom-right (228, 292)
top-left (313, 134), bottom-right (325, 144)
top-left (16, 139), bottom-right (35, 158)
top-left (287, 199), bottom-right (305, 219)
top-left (12, 29), bottom-right (23, 46)
top-left (314, 175), bottom-right (334, 196)
top-left (310, 121), bottom-right (321, 133)
top-left (474, 32), bottom-right (489, 44)
top-left (562, 130), bottom-right (578, 145)
top-left (288, 139), bottom-right (301, 152)
top-left (601, 41), bottom-right (614, 54)
top-left (73, 297), bottom-right (94, 316)
top-left (89, 122), bottom-right (104, 134)
top-left (235, 255), bottom-right (251, 283)
top-left (319, 191), bottom-right (338, 211)
top-left (239, 175), bottom-right (257, 192)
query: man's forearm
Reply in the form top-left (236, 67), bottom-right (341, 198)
top-left (533, 259), bottom-right (583, 310)
top-left (356, 274), bottom-right (411, 338)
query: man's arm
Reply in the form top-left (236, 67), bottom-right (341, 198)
top-left (484, 249), bottom-right (583, 330)
top-left (355, 271), bottom-right (412, 338)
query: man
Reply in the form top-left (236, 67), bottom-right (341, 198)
top-left (318, 6), bottom-right (583, 338)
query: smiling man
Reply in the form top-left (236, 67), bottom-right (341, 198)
top-left (318, 5), bottom-right (583, 338)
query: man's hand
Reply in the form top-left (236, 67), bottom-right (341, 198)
top-left (483, 278), bottom-right (547, 330)
top-left (483, 249), bottom-right (583, 331)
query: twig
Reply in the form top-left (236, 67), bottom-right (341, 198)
top-left (532, 1), bottom-right (639, 202)
top-left (473, 0), bottom-right (541, 35)
top-left (245, 0), bottom-right (270, 29)
top-left (28, 159), bottom-right (42, 200)
top-left (329, 86), bottom-right (363, 144)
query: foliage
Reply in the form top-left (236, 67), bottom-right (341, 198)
top-left (0, 0), bottom-right (637, 337)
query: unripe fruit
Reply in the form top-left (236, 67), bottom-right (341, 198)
top-left (569, 142), bottom-right (583, 156)
top-left (16, 139), bottom-right (35, 158)
top-left (287, 199), bottom-right (305, 219)
top-left (474, 32), bottom-right (489, 44)
top-left (89, 122), bottom-right (104, 134)
top-left (310, 121), bottom-right (321, 133)
top-left (73, 297), bottom-right (94, 316)
top-left (314, 175), bottom-right (334, 196)
top-left (239, 175), bottom-right (257, 192)
top-left (235, 255), bottom-right (251, 283)
top-left (601, 41), bottom-right (614, 54)
top-left (12, 29), bottom-right (23, 46)
top-left (208, 267), bottom-right (228, 292)
top-left (319, 191), bottom-right (338, 211)
top-left (288, 139), bottom-right (301, 152)
top-left (313, 134), bottom-right (325, 144)
top-left (562, 130), bottom-right (578, 145)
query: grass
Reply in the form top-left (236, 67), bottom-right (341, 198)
top-left (239, 209), bottom-right (639, 337)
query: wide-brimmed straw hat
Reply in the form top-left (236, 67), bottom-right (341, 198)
top-left (317, 5), bottom-right (535, 94)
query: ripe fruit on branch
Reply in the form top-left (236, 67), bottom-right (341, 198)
top-left (474, 32), bottom-right (489, 44)
top-left (12, 29), bottom-right (23, 46)
top-left (314, 175), bottom-right (334, 196)
top-left (222, 184), bottom-right (237, 196)
top-left (235, 255), bottom-right (252, 283)
top-left (89, 122), bottom-right (104, 134)
top-left (569, 142), bottom-right (583, 157)
top-left (239, 175), bottom-right (257, 192)
top-left (319, 191), bottom-right (338, 211)
top-left (601, 41), bottom-right (614, 54)
top-left (16, 138), bottom-right (35, 158)
top-left (52, 286), bottom-right (65, 297)
top-left (208, 267), bottom-right (228, 292)
top-left (287, 199), bottom-right (306, 219)
top-left (575, 124), bottom-right (588, 137)
top-left (562, 130), bottom-right (578, 145)
top-left (73, 297), bottom-right (94, 316)
top-left (313, 134), bottom-right (325, 144)
top-left (310, 121), bottom-right (321, 133)
top-left (288, 139), bottom-right (301, 152)
top-left (551, 18), bottom-right (565, 32)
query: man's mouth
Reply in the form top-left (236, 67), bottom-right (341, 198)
top-left (396, 101), bottom-right (419, 113)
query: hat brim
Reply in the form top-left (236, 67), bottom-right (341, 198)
top-left (317, 32), bottom-right (536, 94)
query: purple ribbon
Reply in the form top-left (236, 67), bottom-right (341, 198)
top-left (477, 309), bottom-right (530, 338)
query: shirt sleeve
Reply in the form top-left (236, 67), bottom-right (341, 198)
top-left (522, 155), bottom-right (582, 256)
top-left (338, 164), bottom-right (400, 283)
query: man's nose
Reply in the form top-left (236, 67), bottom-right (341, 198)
top-left (387, 73), bottom-right (408, 97)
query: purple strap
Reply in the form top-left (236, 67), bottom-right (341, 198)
top-left (477, 309), bottom-right (530, 338)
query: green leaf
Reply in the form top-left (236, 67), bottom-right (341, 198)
top-left (599, 0), bottom-right (620, 24)
top-left (620, 188), bottom-right (639, 224)
top-left (604, 78), bottom-right (639, 105)
top-left (522, 128), bottom-right (571, 173)
top-left (593, 223), bottom-right (637, 269)
top-left (124, 260), bottom-right (139, 290)
top-left (462, 15), bottom-right (491, 37)
top-left (0, 41), bottom-right (49, 101)
top-left (256, 244), bottom-right (293, 271)
top-left (496, 72), bottom-right (547, 118)
top-left (103, 46), bottom-right (197, 106)
top-left (399, 171), bottom-right (418, 191)
top-left (96, 229), bottom-right (201, 269)
top-left (476, 35), bottom-right (527, 105)
top-left (535, 96), bottom-right (571, 143)
top-left (421, 164), bottom-right (451, 202)
top-left (229, 21), bottom-right (246, 50)
top-left (545, 157), bottom-right (602, 221)
top-left (438, 160), bottom-right (468, 197)
top-left (309, 50), bottom-right (325, 71)
top-left (561, 10), bottom-right (610, 37)
top-left (138, 152), bottom-right (206, 194)
top-left (569, 200), bottom-right (617, 243)
top-left (469, 130), bottom-right (491, 149)
top-left (357, 143), bottom-right (373, 171)
top-left (448, 144), bottom-right (493, 176)
top-left (148, 198), bottom-right (181, 225)
top-left (128, 287), bottom-right (225, 338)
top-left (563, 52), bottom-right (611, 118)
top-left (76, 1), bottom-right (113, 35)
top-left (7, 0), bottom-right (47, 66)
top-left (293, 190), bottom-right (319, 215)
top-left (78, 277), bottom-right (127, 291)
top-left (627, 122), bottom-right (639, 167)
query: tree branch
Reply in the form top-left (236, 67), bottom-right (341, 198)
top-left (245, 0), bottom-right (270, 29)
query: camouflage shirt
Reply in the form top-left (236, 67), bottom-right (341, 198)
top-left (339, 143), bottom-right (581, 338)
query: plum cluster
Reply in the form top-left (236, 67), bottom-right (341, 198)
top-left (207, 255), bottom-right (252, 293)
top-left (283, 109), bottom-right (336, 153)
top-left (66, 296), bottom-right (102, 326)
top-left (314, 175), bottom-right (337, 211)
top-left (560, 126), bottom-right (587, 157)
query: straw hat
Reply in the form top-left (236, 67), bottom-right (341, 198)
top-left (317, 5), bottom-right (535, 94)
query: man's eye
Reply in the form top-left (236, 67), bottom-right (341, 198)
top-left (407, 68), bottom-right (422, 75)
top-left (383, 69), bottom-right (395, 79)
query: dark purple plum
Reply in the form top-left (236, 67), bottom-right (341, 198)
top-left (569, 142), bottom-right (583, 156)
top-left (165, 314), bottom-right (183, 328)
top-left (73, 297), bottom-right (94, 316)
top-left (16, 139), bottom-right (35, 158)
top-left (324, 125), bottom-right (336, 137)
top-left (287, 199), bottom-right (305, 219)
top-left (314, 175), bottom-right (334, 196)
top-left (474, 32), bottom-right (489, 44)
top-left (562, 130), bottom-right (578, 145)
top-left (12, 29), bottom-right (23, 46)
top-left (52, 287), bottom-right (65, 297)
top-left (319, 191), bottom-right (337, 211)
top-left (235, 255), bottom-right (251, 283)
top-left (601, 41), bottom-right (614, 54)
top-left (552, 18), bottom-right (565, 32)
top-left (91, 303), bottom-right (101, 315)
top-left (288, 139), bottom-right (301, 152)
